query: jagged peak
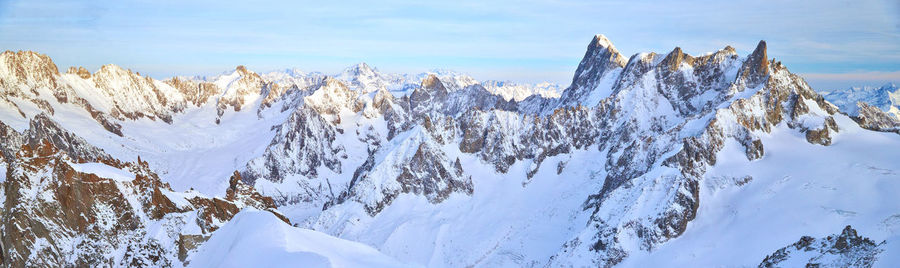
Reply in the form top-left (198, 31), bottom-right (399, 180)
top-left (421, 74), bottom-right (444, 90)
top-left (591, 34), bottom-right (616, 52)
top-left (355, 62), bottom-right (372, 70)
top-left (372, 87), bottom-right (395, 103)
top-left (342, 62), bottom-right (378, 76)
top-left (97, 63), bottom-right (129, 74)
top-left (749, 40), bottom-right (769, 73)
top-left (65, 66), bottom-right (92, 79)
top-left (594, 35), bottom-right (626, 68)
top-left (0, 50), bottom-right (56, 64)
top-left (425, 68), bottom-right (462, 77)
top-left (722, 45), bottom-right (737, 54)
top-left (735, 40), bottom-right (771, 86)
top-left (0, 50), bottom-right (60, 77)
top-left (235, 65), bottom-right (252, 75)
top-left (93, 64), bottom-right (150, 82)
top-left (321, 76), bottom-right (348, 88)
top-left (661, 47), bottom-right (696, 72)
top-left (281, 67), bottom-right (306, 77)
top-left (570, 34), bottom-right (628, 88)
top-left (625, 52), bottom-right (659, 67)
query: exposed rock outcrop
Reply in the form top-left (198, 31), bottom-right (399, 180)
top-left (760, 226), bottom-right (884, 268)
top-left (852, 102), bottom-right (900, 134)
top-left (0, 116), bottom-right (285, 266)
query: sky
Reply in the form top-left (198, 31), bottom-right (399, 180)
top-left (0, 0), bottom-right (898, 90)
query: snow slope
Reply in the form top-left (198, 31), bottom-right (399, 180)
top-left (68, 162), bottom-right (136, 182)
top-left (302, 146), bottom-right (606, 266)
top-left (188, 210), bottom-right (411, 268)
top-left (622, 115), bottom-right (900, 267)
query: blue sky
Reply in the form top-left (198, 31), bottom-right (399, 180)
top-left (1, 0), bottom-right (898, 90)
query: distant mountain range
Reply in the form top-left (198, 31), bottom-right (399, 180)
top-left (820, 83), bottom-right (899, 117)
top-left (0, 34), bottom-right (898, 267)
top-left (820, 83), bottom-right (900, 133)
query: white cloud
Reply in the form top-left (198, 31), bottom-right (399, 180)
top-left (801, 71), bottom-right (900, 90)
top-left (801, 71), bottom-right (900, 81)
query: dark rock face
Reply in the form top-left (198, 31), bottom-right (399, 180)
top-left (164, 77), bottom-right (221, 107)
top-left (0, 116), bottom-right (283, 267)
top-left (241, 106), bottom-right (347, 204)
top-left (741, 41), bottom-right (770, 87)
top-left (560, 34), bottom-right (628, 106)
top-left (0, 51), bottom-right (59, 91)
top-left (1, 139), bottom-right (158, 266)
top-left (0, 113), bottom-right (106, 162)
top-left (760, 226), bottom-right (884, 268)
top-left (853, 102), bottom-right (900, 134)
top-left (397, 142), bottom-right (473, 203)
top-left (66, 66), bottom-right (92, 79)
top-left (356, 137), bottom-right (474, 216)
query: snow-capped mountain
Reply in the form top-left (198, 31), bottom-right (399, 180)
top-left (820, 83), bottom-right (900, 133)
top-left (820, 83), bottom-right (899, 117)
top-left (1, 34), bottom-right (899, 267)
top-left (760, 225), bottom-right (884, 267)
top-left (480, 80), bottom-right (562, 101)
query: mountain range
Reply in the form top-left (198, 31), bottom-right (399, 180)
top-left (0, 34), bottom-right (898, 267)
top-left (820, 83), bottom-right (900, 133)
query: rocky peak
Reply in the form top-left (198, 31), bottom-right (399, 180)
top-left (408, 74), bottom-right (450, 115)
top-left (551, 34), bottom-right (631, 109)
top-left (322, 76), bottom-right (346, 88)
top-left (421, 74), bottom-right (446, 92)
top-left (749, 41), bottom-right (768, 73)
top-left (66, 66), bottom-right (92, 79)
top-left (345, 62), bottom-right (376, 76)
top-left (614, 52), bottom-right (659, 89)
top-left (0, 50), bottom-right (60, 90)
top-left (661, 47), bottom-right (695, 72)
top-left (335, 62), bottom-right (385, 92)
top-left (571, 34), bottom-right (627, 86)
top-left (303, 77), bottom-right (363, 116)
top-left (282, 68), bottom-right (306, 77)
top-left (91, 64), bottom-right (186, 123)
top-left (164, 77), bottom-right (221, 106)
top-left (235, 65), bottom-right (250, 75)
top-left (95, 64), bottom-right (127, 76)
top-left (851, 101), bottom-right (900, 133)
top-left (591, 34), bottom-right (615, 49)
top-left (738, 40), bottom-right (770, 87)
top-left (213, 65), bottom-right (267, 121)
top-left (759, 225), bottom-right (884, 267)
top-left (0, 131), bottom-right (286, 266)
top-left (698, 45), bottom-right (740, 66)
top-left (92, 64), bottom-right (145, 87)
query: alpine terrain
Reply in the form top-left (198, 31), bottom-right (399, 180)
top-left (820, 83), bottom-right (900, 133)
top-left (0, 34), bottom-right (898, 267)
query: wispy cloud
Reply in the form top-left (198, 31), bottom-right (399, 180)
top-left (802, 71), bottom-right (900, 81)
top-left (801, 71), bottom-right (900, 90)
